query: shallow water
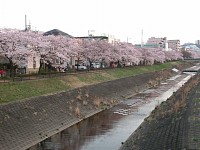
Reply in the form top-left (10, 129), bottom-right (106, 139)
top-left (30, 73), bottom-right (194, 150)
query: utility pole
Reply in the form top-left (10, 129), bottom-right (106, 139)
top-left (141, 29), bottom-right (144, 48)
top-left (25, 14), bottom-right (27, 31)
top-left (25, 14), bottom-right (31, 32)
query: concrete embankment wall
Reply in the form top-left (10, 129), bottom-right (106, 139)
top-left (0, 63), bottom-right (192, 150)
top-left (119, 70), bottom-right (200, 150)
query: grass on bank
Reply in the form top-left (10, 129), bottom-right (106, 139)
top-left (0, 78), bottom-right (68, 103)
top-left (105, 62), bottom-right (178, 79)
top-left (0, 61), bottom-right (182, 103)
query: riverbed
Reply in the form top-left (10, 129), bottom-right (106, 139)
top-left (32, 72), bottom-right (195, 150)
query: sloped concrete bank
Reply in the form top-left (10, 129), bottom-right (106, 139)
top-left (0, 63), bottom-right (193, 150)
top-left (119, 72), bottom-right (200, 149)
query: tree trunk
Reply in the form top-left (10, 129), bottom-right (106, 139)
top-left (9, 60), bottom-right (14, 78)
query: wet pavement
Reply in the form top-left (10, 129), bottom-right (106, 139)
top-left (31, 72), bottom-right (195, 150)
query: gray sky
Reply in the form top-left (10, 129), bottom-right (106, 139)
top-left (0, 0), bottom-right (199, 44)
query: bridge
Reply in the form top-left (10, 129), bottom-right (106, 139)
top-left (183, 58), bottom-right (200, 62)
top-left (182, 65), bottom-right (200, 73)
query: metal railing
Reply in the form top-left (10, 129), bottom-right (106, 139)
top-left (0, 66), bottom-right (115, 83)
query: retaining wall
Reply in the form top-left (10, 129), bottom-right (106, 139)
top-left (119, 70), bottom-right (200, 150)
top-left (0, 63), bottom-right (192, 150)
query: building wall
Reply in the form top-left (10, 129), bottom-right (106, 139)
top-left (168, 40), bottom-right (181, 51)
top-left (147, 37), bottom-right (167, 49)
top-left (26, 55), bottom-right (40, 73)
top-left (101, 33), bottom-right (120, 45)
top-left (195, 40), bottom-right (200, 45)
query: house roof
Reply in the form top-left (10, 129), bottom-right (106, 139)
top-left (43, 29), bottom-right (73, 38)
top-left (0, 56), bottom-right (9, 64)
top-left (75, 36), bottom-right (108, 40)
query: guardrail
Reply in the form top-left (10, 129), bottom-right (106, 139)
top-left (0, 66), bottom-right (118, 83)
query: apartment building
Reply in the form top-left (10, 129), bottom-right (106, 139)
top-left (195, 40), bottom-right (200, 45)
top-left (195, 40), bottom-right (200, 48)
top-left (101, 33), bottom-right (120, 45)
top-left (167, 40), bottom-right (181, 51)
top-left (146, 37), bottom-right (167, 49)
top-left (76, 33), bottom-right (120, 45)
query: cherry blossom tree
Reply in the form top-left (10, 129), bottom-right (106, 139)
top-left (151, 48), bottom-right (166, 63)
top-left (181, 50), bottom-right (192, 58)
top-left (139, 48), bottom-right (155, 65)
top-left (184, 50), bottom-right (200, 58)
top-left (21, 31), bottom-right (73, 72)
top-left (79, 39), bottom-right (117, 67)
top-left (164, 50), bottom-right (183, 61)
top-left (117, 43), bottom-right (142, 66)
top-left (43, 35), bottom-right (73, 69)
top-left (0, 28), bottom-right (74, 73)
top-left (0, 28), bottom-right (34, 76)
top-left (0, 27), bottom-right (188, 75)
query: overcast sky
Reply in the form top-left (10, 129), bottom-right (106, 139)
top-left (0, 0), bottom-right (199, 44)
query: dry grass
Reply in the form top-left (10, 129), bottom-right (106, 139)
top-left (61, 75), bottom-right (87, 88)
top-left (76, 95), bottom-right (82, 100)
top-left (85, 93), bottom-right (89, 98)
top-left (75, 106), bottom-right (80, 117)
top-left (94, 98), bottom-right (101, 108)
top-left (148, 79), bottom-right (158, 87)
top-left (83, 100), bottom-right (88, 105)
top-left (174, 101), bottom-right (181, 113)
top-left (172, 76), bottom-right (197, 113)
top-left (110, 99), bottom-right (118, 105)
top-left (69, 105), bottom-right (73, 112)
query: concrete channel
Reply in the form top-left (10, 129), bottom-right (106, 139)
top-left (29, 70), bottom-right (197, 150)
top-left (0, 63), bottom-right (196, 150)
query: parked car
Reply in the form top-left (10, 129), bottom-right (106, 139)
top-left (95, 62), bottom-right (101, 68)
top-left (91, 62), bottom-right (101, 69)
top-left (75, 64), bottom-right (87, 70)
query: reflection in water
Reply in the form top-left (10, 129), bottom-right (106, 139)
top-left (29, 73), bottom-right (194, 150)
top-left (30, 110), bottom-right (124, 150)
top-left (61, 111), bottom-right (123, 150)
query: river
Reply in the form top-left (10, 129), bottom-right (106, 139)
top-left (29, 72), bottom-right (195, 150)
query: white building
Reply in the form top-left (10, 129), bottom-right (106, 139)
top-left (101, 33), bottom-right (120, 45)
top-left (23, 54), bottom-right (40, 73)
top-left (167, 40), bottom-right (181, 51)
top-left (147, 37), bottom-right (167, 50)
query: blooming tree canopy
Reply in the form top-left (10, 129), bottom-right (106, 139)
top-left (0, 29), bottom-right (33, 67)
top-left (0, 28), bottom-right (194, 72)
